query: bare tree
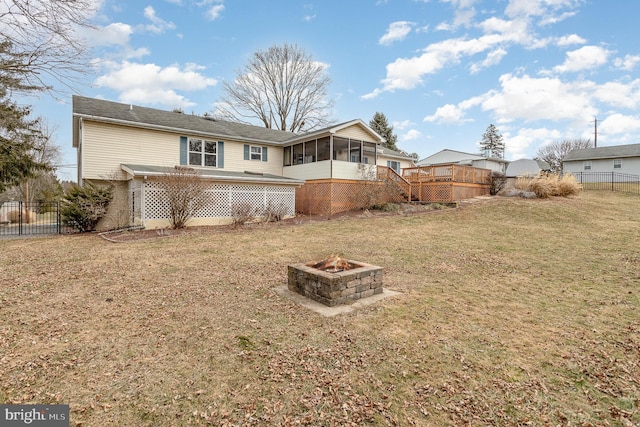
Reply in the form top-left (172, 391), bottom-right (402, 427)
top-left (536, 138), bottom-right (592, 173)
top-left (216, 43), bottom-right (334, 133)
top-left (18, 120), bottom-right (62, 204)
top-left (156, 166), bottom-right (211, 229)
top-left (0, 0), bottom-right (96, 91)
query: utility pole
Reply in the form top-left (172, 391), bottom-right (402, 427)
top-left (593, 116), bottom-right (598, 147)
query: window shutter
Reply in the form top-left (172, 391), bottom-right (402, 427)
top-left (244, 144), bottom-right (250, 160)
top-left (217, 141), bottom-right (224, 168)
top-left (180, 136), bottom-right (188, 165)
top-left (262, 146), bottom-right (268, 162)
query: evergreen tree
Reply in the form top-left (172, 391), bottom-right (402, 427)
top-left (0, 99), bottom-right (50, 193)
top-left (369, 112), bottom-right (398, 151)
top-left (479, 124), bottom-right (505, 159)
top-left (0, 41), bottom-right (51, 193)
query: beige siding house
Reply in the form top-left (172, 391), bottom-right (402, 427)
top-left (73, 96), bottom-right (415, 229)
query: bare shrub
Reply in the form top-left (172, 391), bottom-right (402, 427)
top-left (156, 166), bottom-right (210, 229)
top-left (351, 166), bottom-right (405, 210)
top-left (489, 172), bottom-right (507, 195)
top-left (231, 202), bottom-right (256, 227)
top-left (263, 201), bottom-right (289, 222)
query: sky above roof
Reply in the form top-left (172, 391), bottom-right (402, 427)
top-left (23, 0), bottom-right (640, 181)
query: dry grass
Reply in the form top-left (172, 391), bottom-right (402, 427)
top-left (1, 191), bottom-right (639, 426)
top-left (516, 173), bottom-right (581, 198)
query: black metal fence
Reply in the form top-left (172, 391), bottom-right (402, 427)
top-left (571, 172), bottom-right (640, 195)
top-left (0, 202), bottom-right (74, 237)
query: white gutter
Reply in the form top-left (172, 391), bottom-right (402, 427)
top-left (120, 165), bottom-right (304, 186)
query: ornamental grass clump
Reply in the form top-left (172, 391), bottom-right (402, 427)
top-left (515, 173), bottom-right (581, 198)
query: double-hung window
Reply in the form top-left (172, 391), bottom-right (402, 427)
top-left (583, 161), bottom-right (591, 171)
top-left (250, 146), bottom-right (262, 160)
top-left (243, 144), bottom-right (268, 162)
top-left (189, 138), bottom-right (217, 167)
top-left (614, 159), bottom-right (622, 169)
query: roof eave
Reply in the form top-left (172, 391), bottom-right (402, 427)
top-left (120, 165), bottom-right (304, 186)
top-left (73, 113), bottom-right (289, 146)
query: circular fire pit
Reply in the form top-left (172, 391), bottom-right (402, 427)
top-left (287, 256), bottom-right (384, 307)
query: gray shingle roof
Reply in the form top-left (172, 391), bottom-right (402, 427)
top-left (73, 96), bottom-right (298, 145)
top-left (378, 146), bottom-right (415, 160)
top-left (564, 143), bottom-right (640, 161)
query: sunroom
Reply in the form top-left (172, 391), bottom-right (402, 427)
top-left (281, 120), bottom-right (382, 182)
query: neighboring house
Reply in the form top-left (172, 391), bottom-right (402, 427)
top-left (72, 96), bottom-right (415, 229)
top-left (563, 143), bottom-right (640, 176)
top-left (505, 159), bottom-right (551, 177)
top-left (503, 159), bottom-right (551, 188)
top-left (377, 146), bottom-right (415, 174)
top-left (417, 149), bottom-right (508, 174)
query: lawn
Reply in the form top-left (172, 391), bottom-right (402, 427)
top-left (1, 191), bottom-right (638, 426)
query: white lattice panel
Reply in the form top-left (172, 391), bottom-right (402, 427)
top-left (140, 181), bottom-right (295, 221)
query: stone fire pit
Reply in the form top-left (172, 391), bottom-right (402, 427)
top-left (287, 256), bottom-right (384, 307)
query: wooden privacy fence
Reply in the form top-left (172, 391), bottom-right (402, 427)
top-left (296, 164), bottom-right (491, 216)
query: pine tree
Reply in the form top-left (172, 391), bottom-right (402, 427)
top-left (479, 124), bottom-right (505, 159)
top-left (369, 112), bottom-right (398, 151)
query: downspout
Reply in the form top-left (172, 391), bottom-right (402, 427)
top-left (330, 134), bottom-right (333, 178)
top-left (329, 135), bottom-right (334, 215)
top-left (78, 117), bottom-right (84, 184)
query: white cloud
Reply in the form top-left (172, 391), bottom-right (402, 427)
top-left (424, 103), bottom-right (470, 124)
top-left (504, 127), bottom-right (563, 159)
top-left (364, 10), bottom-right (543, 98)
top-left (552, 45), bottom-right (610, 73)
top-left (365, 35), bottom-right (501, 96)
top-left (614, 54), bottom-right (640, 71)
top-left (438, 0), bottom-right (478, 29)
top-left (83, 22), bottom-right (133, 47)
top-left (599, 114), bottom-right (640, 135)
top-left (95, 61), bottom-right (217, 108)
top-left (379, 21), bottom-right (414, 46)
top-left (470, 48), bottom-right (507, 73)
top-left (393, 119), bottom-right (413, 130)
top-left (142, 6), bottom-right (176, 34)
top-left (556, 34), bottom-right (586, 47)
top-left (592, 79), bottom-right (640, 109)
top-left (480, 73), bottom-right (596, 123)
top-left (505, 0), bottom-right (580, 19)
top-left (402, 129), bottom-right (423, 141)
top-left (206, 4), bottom-right (225, 20)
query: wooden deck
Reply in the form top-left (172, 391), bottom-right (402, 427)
top-left (295, 164), bottom-right (491, 215)
top-left (378, 164), bottom-right (491, 203)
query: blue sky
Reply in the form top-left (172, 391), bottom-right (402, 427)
top-left (23, 0), bottom-right (640, 181)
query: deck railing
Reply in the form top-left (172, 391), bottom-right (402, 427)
top-left (402, 164), bottom-right (491, 184)
top-left (377, 166), bottom-right (411, 197)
